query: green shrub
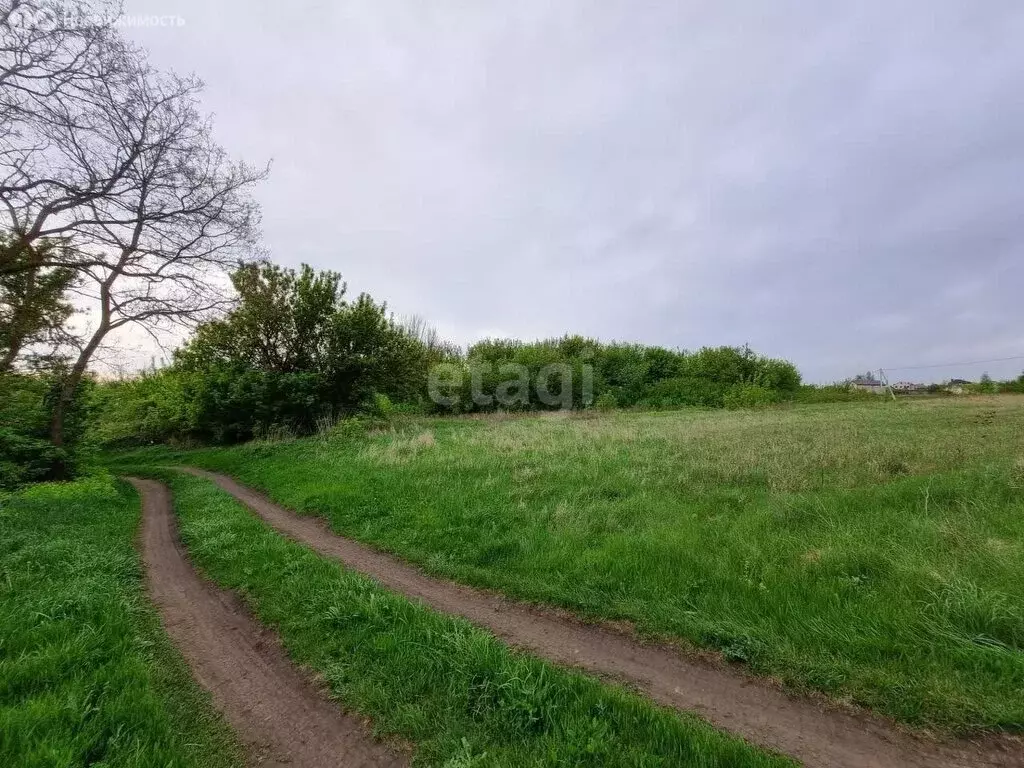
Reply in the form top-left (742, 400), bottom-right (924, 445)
top-left (456, 339), bottom-right (800, 413)
top-left (0, 372), bottom-right (93, 488)
top-left (794, 384), bottom-right (879, 404)
top-left (723, 384), bottom-right (780, 410)
top-left (89, 370), bottom-right (193, 447)
top-left (638, 375), bottom-right (727, 408)
top-left (371, 392), bottom-right (395, 418)
top-left (91, 279), bottom-right (805, 445)
top-left (89, 261), bottom-right (448, 446)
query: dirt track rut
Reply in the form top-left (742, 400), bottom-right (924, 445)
top-left (128, 477), bottom-right (406, 768)
top-left (182, 467), bottom-right (1023, 768)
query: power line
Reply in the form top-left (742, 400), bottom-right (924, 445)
top-left (881, 355), bottom-right (1024, 372)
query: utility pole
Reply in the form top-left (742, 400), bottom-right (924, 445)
top-left (879, 368), bottom-right (897, 401)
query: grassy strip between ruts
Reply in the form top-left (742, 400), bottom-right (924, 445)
top-left (0, 474), bottom-right (241, 768)
top-left (160, 469), bottom-right (791, 768)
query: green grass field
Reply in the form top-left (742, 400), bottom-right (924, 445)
top-left (117, 396), bottom-right (1024, 734)
top-left (1, 464), bottom-right (792, 768)
top-left (158, 470), bottom-right (790, 767)
top-left (0, 475), bottom-right (240, 768)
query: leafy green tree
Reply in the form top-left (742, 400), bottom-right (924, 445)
top-left (169, 261), bottom-right (433, 441)
top-left (0, 237), bottom-right (76, 371)
top-left (324, 292), bottom-right (428, 406)
top-left (177, 262), bottom-right (344, 373)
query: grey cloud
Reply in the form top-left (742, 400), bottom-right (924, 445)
top-left (122, 0), bottom-right (1024, 382)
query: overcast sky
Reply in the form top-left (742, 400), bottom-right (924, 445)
top-left (121, 1), bottom-right (1024, 383)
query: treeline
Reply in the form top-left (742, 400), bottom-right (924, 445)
top-left (996, 377), bottom-right (1024, 394)
top-left (792, 375), bottom-right (1024, 404)
top-left (93, 262), bottom-right (450, 446)
top-left (436, 338), bottom-right (801, 413)
top-left (82, 279), bottom-right (1024, 451)
top-left (82, 261), bottom-right (802, 450)
top-left (973, 373), bottom-right (1024, 395)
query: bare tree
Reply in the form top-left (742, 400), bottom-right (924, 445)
top-left (400, 313), bottom-right (463, 360)
top-left (47, 64), bottom-right (266, 446)
top-left (1, 2), bottom-right (267, 452)
top-left (1, 1), bottom-right (123, 134)
top-left (1, 0), bottom-right (125, 369)
top-left (1, 1), bottom-right (130, 256)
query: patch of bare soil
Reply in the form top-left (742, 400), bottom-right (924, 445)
top-left (181, 468), bottom-right (1024, 768)
top-left (127, 477), bottom-right (406, 768)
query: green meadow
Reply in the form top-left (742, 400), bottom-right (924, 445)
top-left (118, 396), bottom-right (1024, 733)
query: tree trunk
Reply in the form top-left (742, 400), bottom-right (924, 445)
top-left (49, 323), bottom-right (105, 451)
top-left (0, 343), bottom-right (20, 373)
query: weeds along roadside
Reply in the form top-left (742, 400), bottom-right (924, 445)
top-left (156, 469), bottom-right (791, 767)
top-left (0, 474), bottom-right (241, 768)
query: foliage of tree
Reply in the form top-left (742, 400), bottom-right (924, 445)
top-left (176, 262), bottom-right (341, 374)
top-left (0, 370), bottom-right (93, 488)
top-left (0, 236), bottom-right (75, 370)
top-left (93, 311), bottom-right (807, 447)
top-left (430, 337), bottom-right (801, 413)
top-left (94, 262), bottom-right (439, 445)
top-left (178, 261), bottom-right (431, 404)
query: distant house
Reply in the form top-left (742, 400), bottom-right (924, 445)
top-left (849, 374), bottom-right (886, 394)
top-left (892, 381), bottom-right (925, 393)
top-left (946, 378), bottom-right (972, 395)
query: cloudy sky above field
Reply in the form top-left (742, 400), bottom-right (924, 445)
top-left (122, 1), bottom-right (1024, 383)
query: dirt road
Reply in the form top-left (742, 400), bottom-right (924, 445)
top-left (181, 467), bottom-right (1022, 768)
top-left (128, 477), bottom-right (406, 768)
